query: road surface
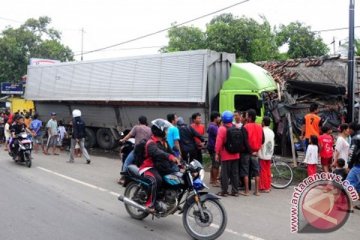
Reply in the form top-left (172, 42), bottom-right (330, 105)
top-left (0, 149), bottom-right (358, 240)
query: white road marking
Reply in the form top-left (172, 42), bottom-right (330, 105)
top-left (37, 166), bottom-right (265, 240)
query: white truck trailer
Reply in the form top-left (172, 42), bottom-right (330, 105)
top-left (25, 50), bottom-right (235, 149)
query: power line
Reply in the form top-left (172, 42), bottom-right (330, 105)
top-left (73, 45), bottom-right (164, 54)
top-left (75, 0), bottom-right (251, 56)
top-left (314, 26), bottom-right (360, 33)
top-left (0, 16), bottom-right (22, 23)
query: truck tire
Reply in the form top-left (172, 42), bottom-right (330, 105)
top-left (96, 128), bottom-right (116, 149)
top-left (85, 128), bottom-right (96, 149)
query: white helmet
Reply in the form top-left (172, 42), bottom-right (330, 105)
top-left (72, 109), bottom-right (81, 118)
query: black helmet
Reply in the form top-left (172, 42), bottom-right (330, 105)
top-left (15, 114), bottom-right (25, 121)
top-left (151, 118), bottom-right (172, 138)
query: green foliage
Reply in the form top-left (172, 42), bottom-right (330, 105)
top-left (355, 39), bottom-right (360, 56)
top-left (275, 22), bottom-right (329, 58)
top-left (206, 15), bottom-right (279, 62)
top-left (0, 16), bottom-right (74, 83)
top-left (162, 14), bottom-right (329, 62)
top-left (160, 25), bottom-right (206, 52)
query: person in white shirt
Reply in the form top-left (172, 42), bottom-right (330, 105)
top-left (304, 135), bottom-right (319, 176)
top-left (258, 117), bottom-right (275, 193)
top-left (4, 118), bottom-right (11, 151)
top-left (233, 110), bottom-right (243, 129)
top-left (333, 123), bottom-right (350, 169)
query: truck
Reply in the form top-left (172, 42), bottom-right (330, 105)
top-left (25, 50), bottom-right (277, 150)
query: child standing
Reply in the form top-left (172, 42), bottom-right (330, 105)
top-left (57, 120), bottom-right (68, 151)
top-left (258, 117), bottom-right (275, 193)
top-left (304, 135), bottom-right (319, 176)
top-left (318, 126), bottom-right (334, 172)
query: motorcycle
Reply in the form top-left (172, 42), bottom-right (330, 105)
top-left (10, 132), bottom-right (33, 168)
top-left (118, 160), bottom-right (227, 240)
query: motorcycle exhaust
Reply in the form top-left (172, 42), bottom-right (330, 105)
top-left (118, 195), bottom-right (148, 212)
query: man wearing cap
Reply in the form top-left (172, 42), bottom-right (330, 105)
top-left (45, 112), bottom-right (59, 155)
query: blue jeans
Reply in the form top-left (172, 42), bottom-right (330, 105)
top-left (122, 150), bottom-right (135, 172)
top-left (346, 165), bottom-right (360, 193)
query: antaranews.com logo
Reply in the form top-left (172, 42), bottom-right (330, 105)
top-left (290, 172), bottom-right (359, 233)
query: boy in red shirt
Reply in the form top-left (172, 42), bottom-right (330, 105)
top-left (318, 126), bottom-right (334, 173)
top-left (191, 112), bottom-right (205, 163)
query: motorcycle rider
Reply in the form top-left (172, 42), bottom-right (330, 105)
top-left (9, 115), bottom-right (31, 159)
top-left (139, 119), bottom-right (180, 212)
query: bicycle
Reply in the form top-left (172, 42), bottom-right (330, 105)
top-left (271, 156), bottom-right (294, 189)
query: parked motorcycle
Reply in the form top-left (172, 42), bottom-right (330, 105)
top-left (10, 132), bottom-right (32, 168)
top-left (118, 160), bottom-right (227, 240)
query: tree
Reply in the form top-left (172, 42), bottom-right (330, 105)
top-left (0, 16), bottom-right (73, 83)
top-left (355, 39), bottom-right (360, 56)
top-left (162, 14), bottom-right (279, 62)
top-left (206, 14), bottom-right (279, 62)
top-left (275, 22), bottom-right (329, 58)
top-left (160, 25), bottom-right (206, 53)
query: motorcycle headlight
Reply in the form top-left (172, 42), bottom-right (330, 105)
top-left (20, 133), bottom-right (28, 138)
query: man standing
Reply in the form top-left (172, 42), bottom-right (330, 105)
top-left (166, 113), bottom-right (181, 157)
top-left (30, 113), bottom-right (44, 154)
top-left (215, 111), bottom-right (240, 197)
top-left (191, 113), bottom-right (205, 163)
top-left (258, 117), bottom-right (275, 193)
top-left (177, 117), bottom-right (204, 162)
top-left (241, 109), bottom-right (264, 196)
top-left (68, 109), bottom-right (91, 164)
top-left (233, 110), bottom-right (243, 128)
top-left (207, 111), bottom-right (221, 187)
top-left (45, 112), bottom-right (58, 155)
top-left (301, 103), bottom-right (322, 151)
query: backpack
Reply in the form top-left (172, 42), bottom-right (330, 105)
top-left (133, 139), bottom-right (152, 167)
top-left (74, 118), bottom-right (86, 139)
top-left (225, 125), bottom-right (245, 154)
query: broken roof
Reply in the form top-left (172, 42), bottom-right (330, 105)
top-left (256, 55), bottom-right (358, 87)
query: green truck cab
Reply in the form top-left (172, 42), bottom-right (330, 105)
top-left (219, 63), bottom-right (277, 124)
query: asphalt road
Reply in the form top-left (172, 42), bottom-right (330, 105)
top-left (0, 148), bottom-right (359, 240)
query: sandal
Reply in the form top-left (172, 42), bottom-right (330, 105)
top-left (216, 192), bottom-right (228, 197)
top-left (231, 192), bottom-right (239, 197)
top-left (239, 192), bottom-right (250, 196)
top-left (212, 182), bottom-right (221, 187)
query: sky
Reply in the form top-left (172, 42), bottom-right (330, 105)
top-left (1, 0), bottom-right (359, 61)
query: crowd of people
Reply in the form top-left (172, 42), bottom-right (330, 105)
top-left (0, 109), bottom-right (90, 164)
top-left (302, 103), bottom-right (360, 209)
top-left (2, 103), bottom-right (359, 210)
top-left (118, 109), bottom-right (276, 199)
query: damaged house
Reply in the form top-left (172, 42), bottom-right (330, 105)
top-left (257, 55), bottom-right (360, 156)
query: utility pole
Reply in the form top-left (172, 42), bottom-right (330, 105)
top-left (81, 28), bottom-right (85, 61)
top-left (347, 0), bottom-right (355, 122)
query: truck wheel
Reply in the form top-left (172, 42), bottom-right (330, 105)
top-left (96, 128), bottom-right (115, 149)
top-left (85, 128), bottom-right (96, 148)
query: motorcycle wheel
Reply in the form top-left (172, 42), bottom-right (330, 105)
top-left (182, 199), bottom-right (227, 240)
top-left (124, 182), bottom-right (149, 220)
top-left (25, 153), bottom-right (32, 168)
